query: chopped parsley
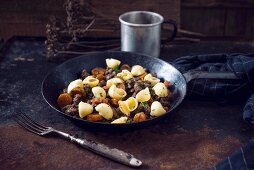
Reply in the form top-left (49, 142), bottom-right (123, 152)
top-left (140, 102), bottom-right (148, 107)
top-left (113, 66), bottom-right (120, 72)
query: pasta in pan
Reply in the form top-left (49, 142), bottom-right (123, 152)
top-left (92, 87), bottom-right (107, 99)
top-left (111, 117), bottom-right (128, 124)
top-left (57, 58), bottom-right (172, 124)
top-left (95, 103), bottom-right (113, 120)
top-left (106, 78), bottom-right (123, 87)
top-left (117, 70), bottom-right (133, 81)
top-left (144, 74), bottom-right (160, 86)
top-left (131, 65), bottom-right (145, 76)
top-left (108, 84), bottom-right (127, 100)
top-left (106, 58), bottom-right (121, 68)
top-left (67, 79), bottom-right (84, 94)
top-left (78, 102), bottom-right (93, 118)
top-left (135, 87), bottom-right (151, 102)
top-left (150, 101), bottom-right (167, 117)
top-left (83, 76), bottom-right (99, 87)
top-left (153, 83), bottom-right (168, 97)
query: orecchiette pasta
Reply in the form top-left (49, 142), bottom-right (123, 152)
top-left (67, 79), bottom-right (84, 94)
top-left (106, 78), bottom-right (123, 87)
top-left (144, 74), bottom-right (160, 86)
top-left (83, 76), bottom-right (99, 87)
top-left (131, 65), bottom-right (145, 76)
top-left (92, 86), bottom-right (106, 99)
top-left (106, 58), bottom-right (121, 68)
top-left (150, 101), bottom-right (166, 117)
top-left (78, 101), bottom-right (94, 118)
top-left (111, 117), bottom-right (128, 124)
top-left (95, 103), bottom-right (113, 120)
top-left (117, 70), bottom-right (133, 81)
top-left (108, 84), bottom-right (127, 100)
top-left (152, 82), bottom-right (168, 97)
top-left (136, 87), bottom-right (151, 102)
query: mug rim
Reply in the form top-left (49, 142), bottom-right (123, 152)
top-left (119, 11), bottom-right (164, 27)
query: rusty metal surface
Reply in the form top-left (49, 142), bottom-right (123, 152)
top-left (0, 37), bottom-right (254, 170)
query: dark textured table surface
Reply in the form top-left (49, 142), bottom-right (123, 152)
top-left (1, 37), bottom-right (254, 170)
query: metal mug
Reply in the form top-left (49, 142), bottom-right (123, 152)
top-left (119, 11), bottom-right (177, 57)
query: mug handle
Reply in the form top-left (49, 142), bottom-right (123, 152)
top-left (162, 19), bottom-right (178, 43)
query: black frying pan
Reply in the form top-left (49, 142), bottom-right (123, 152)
top-left (41, 51), bottom-right (238, 130)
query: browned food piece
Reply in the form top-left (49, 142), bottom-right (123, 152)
top-left (73, 94), bottom-right (82, 106)
top-left (102, 85), bottom-right (110, 91)
top-left (116, 83), bottom-right (125, 90)
top-left (147, 98), bottom-right (154, 105)
top-left (150, 88), bottom-right (160, 101)
top-left (112, 107), bottom-right (123, 119)
top-left (164, 106), bottom-right (170, 112)
top-left (133, 112), bottom-right (147, 122)
top-left (133, 81), bottom-right (143, 93)
top-left (105, 68), bottom-right (118, 80)
top-left (62, 104), bottom-right (78, 116)
top-left (57, 93), bottom-right (73, 107)
top-left (70, 87), bottom-right (86, 97)
top-left (110, 98), bottom-right (119, 107)
top-left (86, 113), bottom-right (104, 122)
top-left (125, 78), bottom-right (135, 94)
top-left (98, 80), bottom-right (106, 87)
top-left (102, 98), bottom-right (110, 105)
top-left (84, 84), bottom-right (93, 99)
top-left (160, 95), bottom-right (171, 107)
top-left (96, 74), bottom-right (105, 81)
top-left (120, 64), bottom-right (131, 71)
top-left (81, 69), bottom-right (90, 79)
top-left (91, 98), bottom-right (103, 106)
top-left (91, 67), bottom-right (106, 76)
top-left (133, 104), bottom-right (151, 116)
top-left (138, 72), bottom-right (147, 80)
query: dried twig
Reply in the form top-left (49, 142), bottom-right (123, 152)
top-left (45, 0), bottom-right (121, 61)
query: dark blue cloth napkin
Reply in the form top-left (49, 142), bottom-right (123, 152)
top-left (172, 53), bottom-right (254, 122)
top-left (244, 94), bottom-right (254, 124)
top-left (172, 53), bottom-right (254, 170)
top-left (214, 140), bottom-right (254, 170)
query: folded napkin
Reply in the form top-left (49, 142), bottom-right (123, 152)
top-left (214, 140), bottom-right (254, 170)
top-left (172, 53), bottom-right (254, 170)
top-left (244, 94), bottom-right (254, 123)
top-left (172, 53), bottom-right (254, 122)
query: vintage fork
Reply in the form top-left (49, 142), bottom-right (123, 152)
top-left (13, 112), bottom-right (142, 167)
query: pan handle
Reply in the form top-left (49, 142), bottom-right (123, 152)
top-left (183, 70), bottom-right (239, 82)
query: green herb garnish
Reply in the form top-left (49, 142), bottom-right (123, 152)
top-left (113, 66), bottom-right (120, 72)
top-left (140, 102), bottom-right (148, 107)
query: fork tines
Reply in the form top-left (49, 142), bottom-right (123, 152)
top-left (13, 113), bottom-right (48, 135)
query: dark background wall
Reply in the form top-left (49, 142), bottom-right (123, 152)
top-left (181, 0), bottom-right (254, 40)
top-left (0, 0), bottom-right (254, 41)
